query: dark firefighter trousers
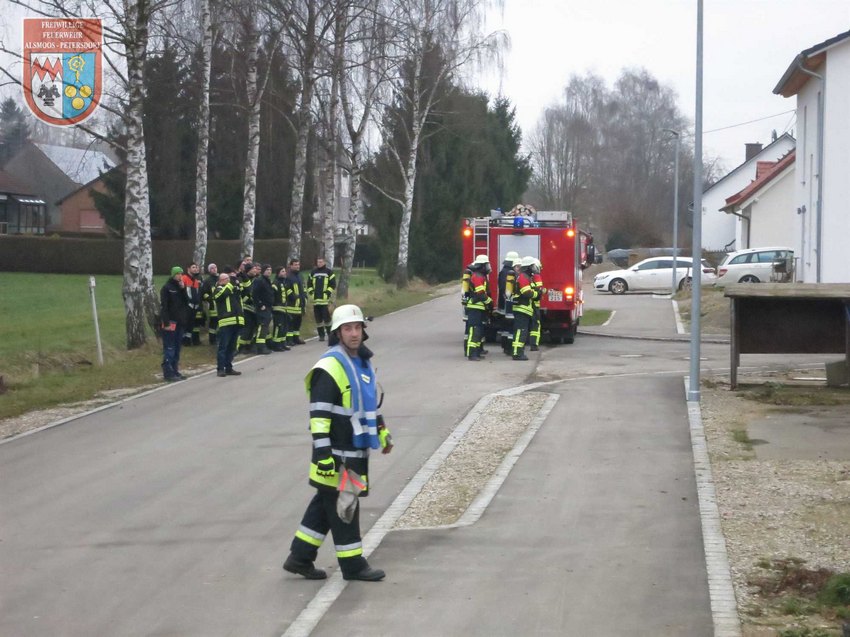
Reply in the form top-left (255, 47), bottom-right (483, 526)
top-left (313, 305), bottom-right (332, 338)
top-left (512, 311), bottom-right (532, 357)
top-left (290, 489), bottom-right (368, 577)
top-left (465, 307), bottom-right (485, 358)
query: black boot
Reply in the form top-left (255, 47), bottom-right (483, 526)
top-left (318, 326), bottom-right (326, 342)
top-left (343, 565), bottom-right (385, 582)
top-left (283, 555), bottom-right (327, 580)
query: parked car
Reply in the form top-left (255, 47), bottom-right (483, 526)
top-left (593, 256), bottom-right (717, 294)
top-left (714, 247), bottom-right (794, 286)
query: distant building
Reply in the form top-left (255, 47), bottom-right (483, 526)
top-left (721, 150), bottom-right (796, 249)
top-left (701, 134), bottom-right (795, 253)
top-left (4, 142), bottom-right (116, 232)
top-left (774, 29), bottom-right (850, 282)
top-left (55, 170), bottom-right (117, 235)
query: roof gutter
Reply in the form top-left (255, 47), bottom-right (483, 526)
top-left (796, 58), bottom-right (825, 282)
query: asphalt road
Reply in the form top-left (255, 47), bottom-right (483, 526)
top-left (2, 288), bottom-right (756, 636)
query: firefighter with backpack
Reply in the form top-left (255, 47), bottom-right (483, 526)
top-left (465, 254), bottom-right (492, 361)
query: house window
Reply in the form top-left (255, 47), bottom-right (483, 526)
top-left (11, 197), bottom-right (47, 234)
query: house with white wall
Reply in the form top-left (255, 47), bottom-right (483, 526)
top-left (774, 29), bottom-right (850, 283)
top-left (701, 134), bottom-right (795, 253)
top-left (720, 150), bottom-right (796, 249)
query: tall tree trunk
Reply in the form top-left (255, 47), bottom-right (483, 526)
top-left (192, 0), bottom-right (212, 266)
top-left (240, 23), bottom-right (260, 259)
top-left (287, 1), bottom-right (318, 261)
top-left (395, 94), bottom-right (422, 289)
top-left (122, 0), bottom-right (157, 349)
top-left (322, 160), bottom-right (336, 266)
top-left (288, 95), bottom-right (311, 261)
top-left (337, 142), bottom-right (361, 300)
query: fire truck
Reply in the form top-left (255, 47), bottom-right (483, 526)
top-left (461, 209), bottom-right (593, 345)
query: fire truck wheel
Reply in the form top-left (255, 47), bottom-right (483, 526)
top-left (609, 278), bottom-right (628, 295)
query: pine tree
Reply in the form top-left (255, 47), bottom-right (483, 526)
top-left (0, 97), bottom-right (31, 167)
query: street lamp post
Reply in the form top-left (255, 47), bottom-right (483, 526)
top-left (689, 0), bottom-right (704, 402)
top-left (664, 129), bottom-right (680, 295)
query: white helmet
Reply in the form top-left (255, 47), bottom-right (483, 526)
top-left (473, 254), bottom-right (490, 265)
top-left (520, 256), bottom-right (536, 268)
top-left (331, 304), bottom-right (366, 332)
top-left (505, 251), bottom-right (519, 263)
top-left (532, 258), bottom-right (542, 273)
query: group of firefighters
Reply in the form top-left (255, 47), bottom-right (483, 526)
top-left (461, 250), bottom-right (545, 362)
top-left (159, 255), bottom-right (337, 381)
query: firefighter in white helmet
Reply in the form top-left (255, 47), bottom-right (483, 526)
top-left (283, 304), bottom-right (393, 582)
top-left (510, 256), bottom-right (539, 360)
top-left (465, 254), bottom-right (492, 361)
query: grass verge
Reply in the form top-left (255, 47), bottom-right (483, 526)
top-left (580, 308), bottom-right (612, 326)
top-left (0, 271), bottom-right (433, 423)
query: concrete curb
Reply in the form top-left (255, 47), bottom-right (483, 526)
top-left (684, 378), bottom-right (742, 637)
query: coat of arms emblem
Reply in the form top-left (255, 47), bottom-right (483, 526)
top-left (22, 18), bottom-right (103, 126)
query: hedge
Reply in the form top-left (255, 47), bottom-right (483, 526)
top-left (0, 236), bottom-right (328, 275)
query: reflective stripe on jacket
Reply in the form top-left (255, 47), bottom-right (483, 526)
top-left (513, 272), bottom-right (536, 316)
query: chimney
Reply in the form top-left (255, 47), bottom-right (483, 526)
top-left (745, 143), bottom-right (763, 162)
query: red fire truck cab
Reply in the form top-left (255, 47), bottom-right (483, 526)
top-left (461, 210), bottom-right (593, 344)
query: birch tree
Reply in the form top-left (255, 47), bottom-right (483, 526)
top-left (375, 0), bottom-right (504, 287)
top-left (192, 0), bottom-right (214, 265)
top-left (120, 0), bottom-right (161, 348)
top-left (9, 0), bottom-right (172, 347)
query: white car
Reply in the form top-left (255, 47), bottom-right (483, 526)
top-left (593, 256), bottom-right (717, 294)
top-left (714, 247), bottom-right (794, 286)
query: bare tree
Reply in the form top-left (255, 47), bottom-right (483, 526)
top-left (273, 0), bottom-right (340, 261)
top-left (372, 0), bottom-right (504, 287)
top-left (336, 0), bottom-right (387, 298)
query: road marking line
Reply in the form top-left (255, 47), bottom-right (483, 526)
top-left (684, 378), bottom-right (742, 637)
top-left (601, 310), bottom-right (616, 327)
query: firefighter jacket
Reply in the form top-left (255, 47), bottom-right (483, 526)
top-left (238, 272), bottom-right (255, 313)
top-left (160, 278), bottom-right (193, 329)
top-left (213, 280), bottom-right (245, 328)
top-left (304, 344), bottom-right (391, 495)
top-left (497, 263), bottom-right (516, 312)
top-left (307, 266), bottom-right (336, 306)
top-left (532, 272), bottom-right (545, 309)
top-left (513, 271), bottom-right (538, 317)
top-left (272, 276), bottom-right (287, 312)
top-left (285, 271), bottom-right (306, 315)
top-left (201, 275), bottom-right (219, 317)
top-left (252, 274), bottom-right (274, 311)
top-left (182, 273), bottom-right (202, 317)
top-left (466, 269), bottom-right (492, 311)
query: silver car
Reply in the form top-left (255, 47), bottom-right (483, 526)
top-left (714, 247), bottom-right (794, 286)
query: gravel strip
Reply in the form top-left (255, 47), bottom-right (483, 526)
top-left (395, 392), bottom-right (549, 529)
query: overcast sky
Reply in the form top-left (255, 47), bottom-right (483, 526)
top-left (3, 1), bottom-right (849, 174)
top-left (481, 0), bottom-right (850, 171)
